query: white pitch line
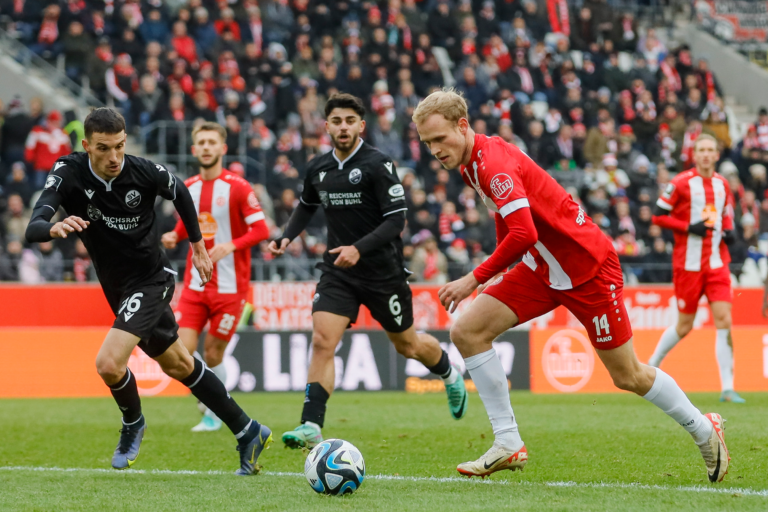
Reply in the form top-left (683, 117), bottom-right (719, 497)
top-left (0, 466), bottom-right (766, 498)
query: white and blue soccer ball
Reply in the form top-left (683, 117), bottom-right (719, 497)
top-left (304, 439), bottom-right (365, 495)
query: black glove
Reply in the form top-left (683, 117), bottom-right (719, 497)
top-left (723, 230), bottom-right (737, 245)
top-left (688, 221), bottom-right (713, 237)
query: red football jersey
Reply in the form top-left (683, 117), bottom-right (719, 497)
top-left (461, 134), bottom-right (613, 290)
top-left (174, 170), bottom-right (267, 294)
top-left (656, 169), bottom-right (733, 272)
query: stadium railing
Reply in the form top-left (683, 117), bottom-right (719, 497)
top-left (13, 258), bottom-right (753, 285)
top-left (139, 120), bottom-right (266, 183)
top-left (0, 23), bottom-right (104, 109)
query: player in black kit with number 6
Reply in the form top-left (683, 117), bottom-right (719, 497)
top-left (25, 108), bottom-right (272, 474)
top-left (268, 94), bottom-right (468, 449)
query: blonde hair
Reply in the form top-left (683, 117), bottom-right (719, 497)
top-left (192, 121), bottom-right (227, 143)
top-left (693, 133), bottom-right (718, 150)
top-left (412, 88), bottom-right (468, 125)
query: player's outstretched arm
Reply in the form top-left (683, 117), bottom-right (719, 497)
top-left (26, 185), bottom-right (89, 242)
top-left (439, 208), bottom-right (538, 313)
top-left (268, 201), bottom-right (318, 257)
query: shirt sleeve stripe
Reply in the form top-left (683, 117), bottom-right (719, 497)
top-left (656, 198), bottom-right (673, 210)
top-left (244, 211), bottom-right (265, 224)
top-left (498, 198), bottom-right (530, 218)
top-left (299, 197), bottom-right (321, 206)
top-left (383, 207), bottom-right (408, 217)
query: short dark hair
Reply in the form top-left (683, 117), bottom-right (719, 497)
top-left (84, 108), bottom-right (126, 139)
top-left (324, 93), bottom-right (366, 119)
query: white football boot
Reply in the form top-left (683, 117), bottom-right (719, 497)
top-left (457, 443), bottom-right (528, 478)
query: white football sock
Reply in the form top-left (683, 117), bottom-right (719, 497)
top-left (715, 329), bottom-right (734, 392)
top-left (441, 366), bottom-right (459, 385)
top-left (643, 368), bottom-right (712, 445)
top-left (648, 326), bottom-right (682, 367)
top-left (465, 349), bottom-right (523, 451)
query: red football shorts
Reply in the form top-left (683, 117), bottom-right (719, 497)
top-left (672, 265), bottom-right (732, 314)
top-left (175, 288), bottom-right (247, 342)
top-left (483, 252), bottom-right (632, 350)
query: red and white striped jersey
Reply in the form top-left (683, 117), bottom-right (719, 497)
top-left (656, 169), bottom-right (734, 272)
top-left (461, 134), bottom-right (613, 290)
top-left (173, 170), bottom-right (268, 294)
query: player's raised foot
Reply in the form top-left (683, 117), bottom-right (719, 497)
top-left (282, 423), bottom-right (323, 450)
top-left (111, 416), bottom-right (146, 470)
top-left (445, 362), bottom-right (468, 420)
top-left (235, 423), bottom-right (273, 476)
top-left (720, 390), bottom-right (746, 404)
top-left (456, 443), bottom-right (528, 478)
top-left (191, 410), bottom-right (223, 432)
top-left (697, 413), bottom-right (730, 483)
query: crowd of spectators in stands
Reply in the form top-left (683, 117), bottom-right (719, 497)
top-left (2, 0), bottom-right (768, 284)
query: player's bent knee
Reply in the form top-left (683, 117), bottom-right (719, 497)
top-left (163, 357), bottom-right (195, 381)
top-left (393, 339), bottom-right (418, 359)
top-left (311, 331), bottom-right (340, 356)
top-left (95, 358), bottom-right (126, 385)
top-left (204, 345), bottom-right (226, 367)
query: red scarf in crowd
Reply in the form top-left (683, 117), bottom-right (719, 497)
top-left (401, 25), bottom-right (412, 51)
top-left (38, 19), bottom-right (59, 44)
top-left (660, 60), bottom-right (681, 91)
top-left (539, 63), bottom-right (553, 89)
top-left (702, 71), bottom-right (716, 102)
top-left (409, 139), bottom-right (421, 162)
top-left (494, 98), bottom-right (514, 123)
top-left (249, 18), bottom-right (262, 56)
top-left (14, 0), bottom-right (24, 13)
top-left (171, 107), bottom-right (185, 121)
top-left (547, 0), bottom-right (570, 36)
top-left (516, 66), bottom-right (534, 94)
top-left (423, 251), bottom-right (438, 281)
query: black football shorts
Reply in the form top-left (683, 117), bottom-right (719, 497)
top-left (312, 271), bottom-right (414, 333)
top-left (104, 272), bottom-right (179, 358)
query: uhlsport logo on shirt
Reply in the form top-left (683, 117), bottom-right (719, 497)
top-left (125, 189), bottom-right (141, 208)
top-left (541, 329), bottom-right (594, 393)
top-left (490, 173), bottom-right (514, 200)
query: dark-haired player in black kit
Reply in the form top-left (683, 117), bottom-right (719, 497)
top-left (268, 94), bottom-right (468, 449)
top-left (25, 108), bottom-right (271, 474)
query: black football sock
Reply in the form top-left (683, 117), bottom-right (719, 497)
top-left (108, 368), bottom-right (142, 424)
top-left (426, 350), bottom-right (452, 378)
top-left (301, 382), bottom-right (330, 428)
top-left (180, 358), bottom-right (255, 439)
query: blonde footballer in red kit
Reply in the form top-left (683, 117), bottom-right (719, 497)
top-left (413, 89), bottom-right (729, 482)
top-left (649, 134), bottom-right (745, 404)
top-left (162, 122), bottom-right (269, 431)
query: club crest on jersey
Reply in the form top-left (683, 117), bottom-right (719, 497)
top-left (318, 190), bottom-right (329, 208)
top-left (125, 190), bottom-right (141, 208)
top-left (45, 174), bottom-right (62, 191)
top-left (349, 168), bottom-right (362, 184)
top-left (490, 174), bottom-right (514, 200)
top-left (87, 204), bottom-right (102, 221)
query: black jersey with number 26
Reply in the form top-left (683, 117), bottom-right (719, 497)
top-left (300, 141), bottom-right (408, 284)
top-left (35, 152), bottom-right (179, 290)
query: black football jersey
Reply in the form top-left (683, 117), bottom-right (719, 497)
top-left (300, 140), bottom-right (408, 284)
top-left (34, 152), bottom-right (179, 290)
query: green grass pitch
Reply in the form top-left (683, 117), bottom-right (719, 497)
top-left (1, 391), bottom-right (767, 511)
